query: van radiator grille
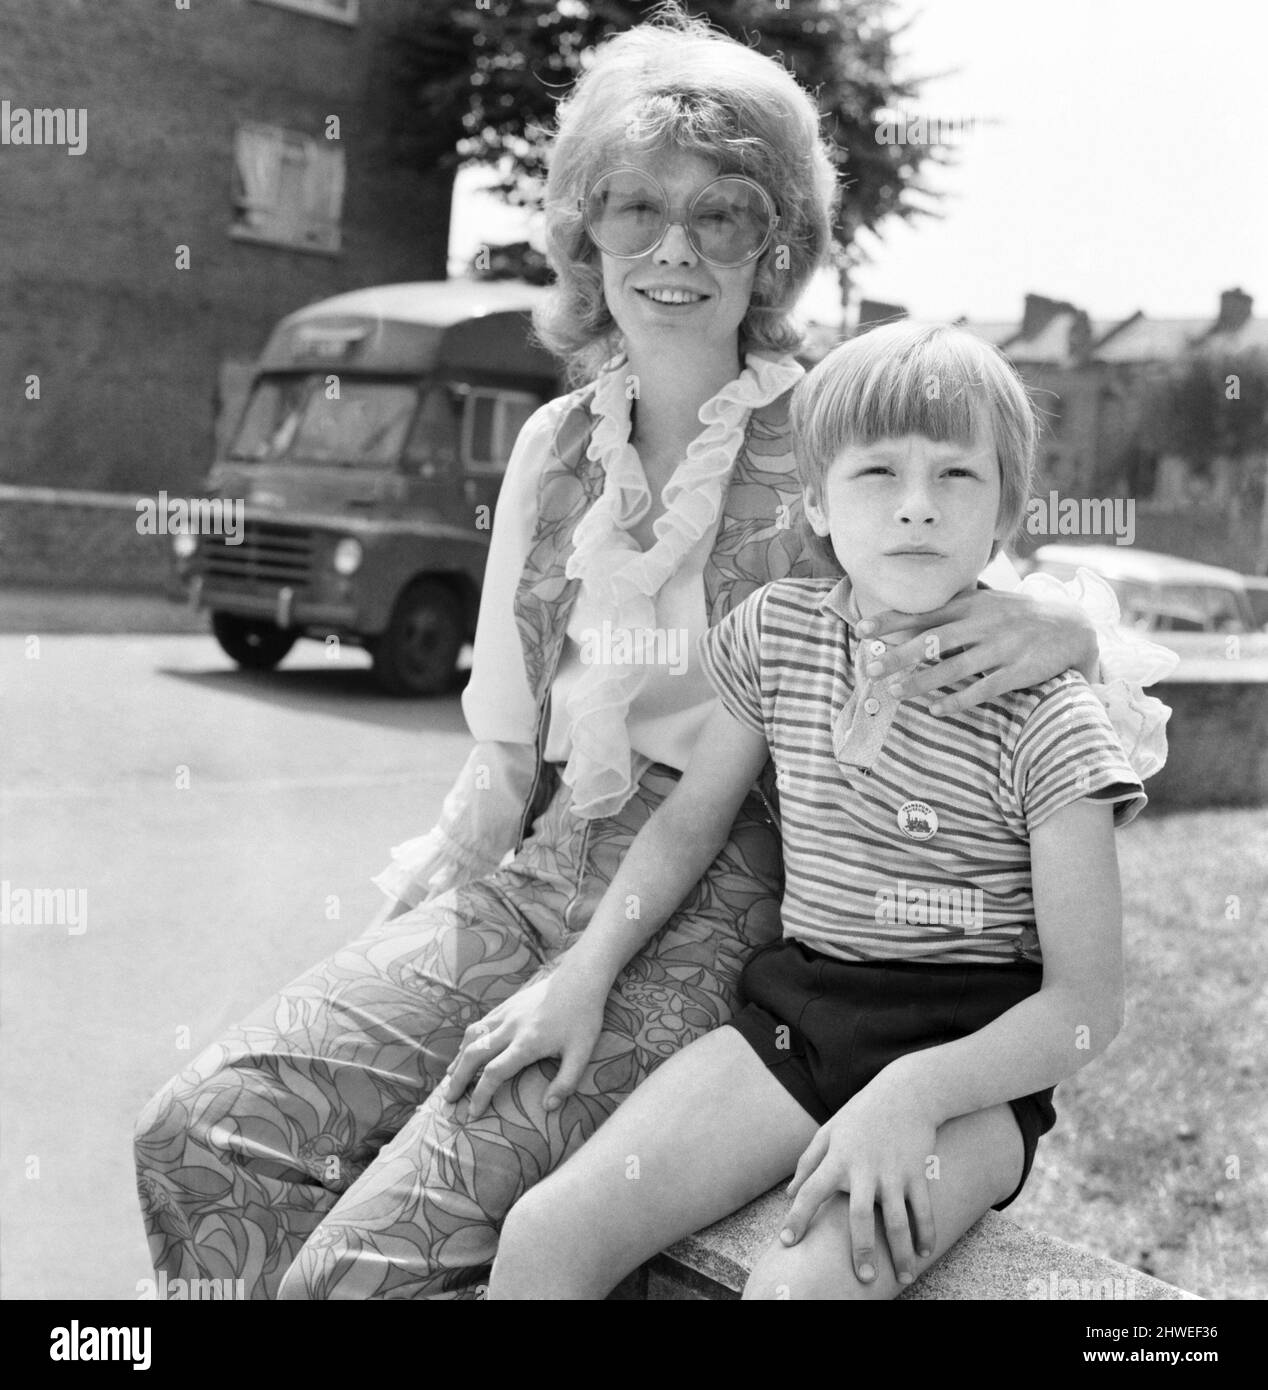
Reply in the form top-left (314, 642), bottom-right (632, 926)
top-left (199, 522), bottom-right (315, 588)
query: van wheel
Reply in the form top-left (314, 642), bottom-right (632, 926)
top-left (372, 581), bottom-right (463, 696)
top-left (211, 612), bottom-right (297, 670)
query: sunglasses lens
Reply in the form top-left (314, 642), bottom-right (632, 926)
top-left (584, 171), bottom-right (776, 265)
top-left (585, 170), bottom-right (668, 258)
top-left (689, 178), bottom-right (774, 266)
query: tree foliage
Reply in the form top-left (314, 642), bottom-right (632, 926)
top-left (1140, 348), bottom-right (1268, 572)
top-left (1142, 350), bottom-right (1268, 468)
top-left (389, 0), bottom-right (948, 275)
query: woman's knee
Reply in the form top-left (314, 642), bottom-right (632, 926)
top-left (133, 1062), bottom-right (214, 1172)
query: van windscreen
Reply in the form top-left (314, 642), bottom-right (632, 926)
top-left (230, 375), bottom-right (419, 467)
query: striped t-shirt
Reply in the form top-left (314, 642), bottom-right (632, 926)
top-left (697, 575), bottom-right (1146, 966)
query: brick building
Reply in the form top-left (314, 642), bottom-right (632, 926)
top-left (0, 0), bottom-right (449, 498)
top-left (976, 290), bottom-right (1267, 570)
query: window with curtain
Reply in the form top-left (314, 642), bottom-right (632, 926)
top-left (231, 123), bottom-right (346, 255)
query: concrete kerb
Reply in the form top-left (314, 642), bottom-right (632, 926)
top-left (639, 1190), bottom-right (1199, 1300)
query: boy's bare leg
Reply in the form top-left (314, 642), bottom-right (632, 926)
top-left (742, 1101), bottom-right (1025, 1300)
top-left (488, 1026), bottom-right (817, 1300)
top-left (489, 1027), bottom-right (1027, 1301)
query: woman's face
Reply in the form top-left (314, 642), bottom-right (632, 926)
top-left (593, 150), bottom-right (760, 365)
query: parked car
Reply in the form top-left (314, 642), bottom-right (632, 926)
top-left (171, 279), bottom-right (563, 694)
top-left (1022, 544), bottom-right (1264, 638)
top-left (1242, 574), bottom-right (1268, 632)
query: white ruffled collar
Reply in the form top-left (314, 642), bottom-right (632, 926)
top-left (559, 350), bottom-right (803, 819)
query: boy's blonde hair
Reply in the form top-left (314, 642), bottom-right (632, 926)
top-left (534, 2), bottom-right (839, 385)
top-left (790, 321), bottom-right (1039, 571)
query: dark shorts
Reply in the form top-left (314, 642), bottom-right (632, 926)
top-left (727, 939), bottom-right (1057, 1210)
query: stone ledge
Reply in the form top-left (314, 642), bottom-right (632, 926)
top-left (631, 1189), bottom-right (1199, 1300)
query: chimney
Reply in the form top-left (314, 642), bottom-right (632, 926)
top-left (1068, 310), bottom-right (1093, 365)
top-left (1214, 287), bottom-right (1253, 333)
top-left (856, 300), bottom-right (907, 332)
top-left (1020, 293), bottom-right (1079, 340)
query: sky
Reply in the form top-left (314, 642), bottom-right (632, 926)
top-left (449, 0), bottom-right (1268, 329)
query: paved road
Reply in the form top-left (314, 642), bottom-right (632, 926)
top-left (1, 630), bottom-right (472, 1298)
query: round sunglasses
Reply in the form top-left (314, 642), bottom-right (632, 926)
top-left (581, 166), bottom-right (779, 268)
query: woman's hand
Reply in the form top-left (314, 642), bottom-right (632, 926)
top-left (780, 1080), bottom-right (938, 1287)
top-left (859, 588), bottom-right (1098, 715)
top-left (442, 971), bottom-right (607, 1120)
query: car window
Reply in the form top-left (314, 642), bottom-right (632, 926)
top-left (402, 386), bottom-right (460, 476)
top-left (1168, 584), bottom-right (1246, 632)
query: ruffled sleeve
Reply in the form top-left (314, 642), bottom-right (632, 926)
top-left (372, 396), bottom-right (567, 905)
top-left (371, 740), bottom-right (539, 907)
top-left (1013, 565), bottom-right (1179, 781)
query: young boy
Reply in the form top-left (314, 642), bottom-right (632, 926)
top-left (451, 323), bottom-right (1146, 1300)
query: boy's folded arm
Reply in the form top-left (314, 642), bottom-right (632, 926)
top-left (883, 797), bottom-right (1126, 1128)
top-left (559, 701), bottom-right (771, 995)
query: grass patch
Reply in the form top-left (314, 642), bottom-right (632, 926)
top-left (1007, 806), bottom-right (1267, 1299)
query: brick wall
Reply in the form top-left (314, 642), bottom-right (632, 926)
top-left (0, 0), bottom-right (451, 499)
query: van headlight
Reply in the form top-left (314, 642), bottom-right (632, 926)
top-left (172, 533), bottom-right (198, 560)
top-left (332, 537), bottom-right (363, 576)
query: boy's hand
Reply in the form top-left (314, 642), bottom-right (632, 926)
top-left (859, 589), bottom-right (1097, 714)
top-left (780, 1081), bottom-right (938, 1286)
top-left (442, 972), bottom-right (606, 1120)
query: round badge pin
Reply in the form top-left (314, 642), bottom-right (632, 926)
top-left (897, 799), bottom-right (938, 840)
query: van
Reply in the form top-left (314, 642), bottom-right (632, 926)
top-left (171, 279), bottom-right (562, 694)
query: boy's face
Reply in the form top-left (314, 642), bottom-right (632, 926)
top-left (804, 431), bottom-right (1006, 616)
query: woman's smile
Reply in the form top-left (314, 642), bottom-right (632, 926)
top-left (635, 285), bottom-right (710, 306)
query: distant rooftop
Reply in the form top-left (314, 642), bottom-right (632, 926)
top-left (1094, 315), bottom-right (1208, 363)
top-left (901, 288), bottom-right (1263, 367)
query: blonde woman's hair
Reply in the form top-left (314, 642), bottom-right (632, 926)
top-left (534, 3), bottom-right (839, 384)
top-left (790, 322), bottom-right (1040, 570)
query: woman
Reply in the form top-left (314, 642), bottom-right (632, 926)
top-left (134, 9), bottom-right (1161, 1300)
